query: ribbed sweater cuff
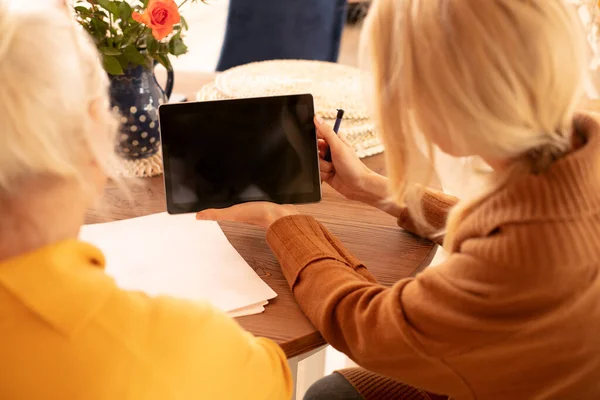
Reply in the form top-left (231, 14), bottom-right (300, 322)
top-left (398, 189), bottom-right (459, 245)
top-left (337, 368), bottom-right (446, 400)
top-left (266, 215), bottom-right (365, 288)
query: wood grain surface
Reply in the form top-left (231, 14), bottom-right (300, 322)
top-left (87, 71), bottom-right (438, 358)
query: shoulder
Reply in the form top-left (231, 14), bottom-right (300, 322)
top-left (97, 288), bottom-right (243, 348)
top-left (90, 289), bottom-right (290, 398)
top-left (96, 289), bottom-right (256, 372)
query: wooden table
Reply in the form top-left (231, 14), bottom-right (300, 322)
top-left (87, 71), bottom-right (437, 359)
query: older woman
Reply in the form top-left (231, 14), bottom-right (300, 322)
top-left (198, 0), bottom-right (600, 399)
top-left (0, 2), bottom-right (291, 399)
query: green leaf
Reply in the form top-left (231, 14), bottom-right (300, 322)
top-left (180, 16), bottom-right (189, 31)
top-left (95, 0), bottom-right (119, 16)
top-left (90, 19), bottom-right (109, 37)
top-left (99, 46), bottom-right (122, 56)
top-left (168, 35), bottom-right (188, 56)
top-left (122, 24), bottom-right (141, 45)
top-left (123, 45), bottom-right (148, 66)
top-left (103, 56), bottom-right (124, 75)
top-left (116, 55), bottom-right (130, 70)
top-left (158, 42), bottom-right (169, 54)
top-left (146, 36), bottom-right (159, 55)
top-left (109, 3), bottom-right (121, 17)
top-left (74, 6), bottom-right (92, 16)
top-left (119, 1), bottom-right (133, 22)
top-left (153, 54), bottom-right (172, 71)
top-left (91, 9), bottom-right (109, 19)
top-left (173, 24), bottom-right (183, 36)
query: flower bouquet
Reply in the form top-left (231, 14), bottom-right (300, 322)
top-left (74, 0), bottom-right (204, 74)
top-left (73, 0), bottom-right (205, 164)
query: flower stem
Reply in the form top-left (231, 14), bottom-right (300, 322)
top-left (109, 11), bottom-right (114, 45)
top-left (178, 0), bottom-right (189, 8)
top-left (134, 25), bottom-right (148, 48)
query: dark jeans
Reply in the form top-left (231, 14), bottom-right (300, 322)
top-left (304, 371), bottom-right (449, 400)
top-left (216, 0), bottom-right (347, 71)
top-left (304, 372), bottom-right (364, 400)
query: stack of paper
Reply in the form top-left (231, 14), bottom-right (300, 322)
top-left (79, 212), bottom-right (277, 317)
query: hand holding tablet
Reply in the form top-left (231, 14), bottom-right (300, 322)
top-left (158, 94), bottom-right (322, 214)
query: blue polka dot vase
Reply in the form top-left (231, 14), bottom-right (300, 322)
top-left (109, 61), bottom-right (174, 160)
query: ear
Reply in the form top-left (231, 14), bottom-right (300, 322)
top-left (88, 96), bottom-right (109, 124)
top-left (86, 96), bottom-right (113, 170)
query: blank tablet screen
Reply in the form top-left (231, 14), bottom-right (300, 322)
top-left (159, 94), bottom-right (321, 214)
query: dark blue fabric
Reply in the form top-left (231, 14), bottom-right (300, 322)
top-left (216, 0), bottom-right (347, 71)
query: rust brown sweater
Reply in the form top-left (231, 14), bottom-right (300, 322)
top-left (266, 116), bottom-right (600, 400)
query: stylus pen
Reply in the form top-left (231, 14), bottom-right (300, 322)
top-left (324, 108), bottom-right (344, 162)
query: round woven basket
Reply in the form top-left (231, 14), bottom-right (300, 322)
top-left (197, 60), bottom-right (384, 158)
top-left (215, 60), bottom-right (371, 120)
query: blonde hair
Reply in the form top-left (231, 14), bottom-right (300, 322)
top-left (362, 0), bottom-right (588, 250)
top-left (0, 0), bottom-right (118, 194)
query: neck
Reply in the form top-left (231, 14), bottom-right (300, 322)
top-left (483, 122), bottom-right (587, 173)
top-left (482, 157), bottom-right (512, 172)
top-left (0, 177), bottom-right (88, 262)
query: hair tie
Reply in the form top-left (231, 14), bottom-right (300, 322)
top-left (526, 141), bottom-right (568, 174)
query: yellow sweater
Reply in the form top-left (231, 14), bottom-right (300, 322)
top-left (0, 240), bottom-right (292, 399)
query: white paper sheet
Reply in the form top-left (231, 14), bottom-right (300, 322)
top-left (227, 301), bottom-right (269, 318)
top-left (79, 213), bottom-right (277, 316)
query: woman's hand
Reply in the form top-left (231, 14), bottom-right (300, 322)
top-left (196, 202), bottom-right (298, 229)
top-left (315, 117), bottom-right (388, 205)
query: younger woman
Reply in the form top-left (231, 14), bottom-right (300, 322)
top-left (198, 0), bottom-right (600, 398)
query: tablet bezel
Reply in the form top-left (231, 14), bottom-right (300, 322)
top-left (158, 94), bottom-right (322, 214)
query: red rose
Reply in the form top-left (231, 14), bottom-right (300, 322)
top-left (132, 0), bottom-right (181, 41)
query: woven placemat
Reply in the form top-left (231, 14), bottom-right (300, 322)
top-left (321, 118), bottom-right (384, 157)
top-left (215, 60), bottom-right (371, 120)
top-left (117, 151), bottom-right (163, 178)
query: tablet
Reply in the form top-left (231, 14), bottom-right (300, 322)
top-left (159, 94), bottom-right (322, 214)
